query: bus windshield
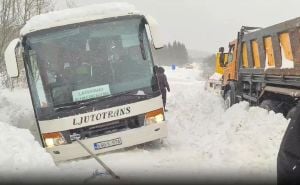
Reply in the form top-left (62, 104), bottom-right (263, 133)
top-left (24, 17), bottom-right (157, 109)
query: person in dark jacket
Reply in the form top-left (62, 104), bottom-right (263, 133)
top-left (151, 65), bottom-right (160, 92)
top-left (156, 66), bottom-right (170, 111)
top-left (153, 65), bottom-right (159, 74)
top-left (277, 104), bottom-right (300, 185)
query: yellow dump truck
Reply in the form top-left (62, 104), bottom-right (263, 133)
top-left (215, 17), bottom-right (300, 118)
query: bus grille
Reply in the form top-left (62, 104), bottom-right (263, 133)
top-left (63, 114), bottom-right (145, 143)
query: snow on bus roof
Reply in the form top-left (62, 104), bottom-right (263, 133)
top-left (20, 2), bottom-right (140, 36)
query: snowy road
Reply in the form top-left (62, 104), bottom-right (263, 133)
top-left (0, 65), bottom-right (289, 183)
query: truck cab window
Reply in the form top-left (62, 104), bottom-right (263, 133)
top-left (227, 45), bottom-right (235, 64)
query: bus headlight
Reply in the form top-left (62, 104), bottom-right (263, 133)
top-left (145, 108), bottom-right (165, 125)
top-left (43, 132), bottom-right (67, 148)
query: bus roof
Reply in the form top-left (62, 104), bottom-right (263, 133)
top-left (20, 2), bottom-right (141, 36)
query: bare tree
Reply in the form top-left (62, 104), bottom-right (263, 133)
top-left (0, 0), bottom-right (54, 87)
top-left (66, 0), bottom-right (77, 8)
top-left (0, 0), bottom-right (53, 57)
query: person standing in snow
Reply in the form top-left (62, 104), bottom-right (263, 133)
top-left (151, 65), bottom-right (159, 91)
top-left (156, 66), bottom-right (170, 111)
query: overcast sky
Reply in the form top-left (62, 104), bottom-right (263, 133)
top-left (55, 0), bottom-right (300, 53)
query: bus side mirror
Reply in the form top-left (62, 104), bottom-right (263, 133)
top-left (145, 15), bottom-right (164, 49)
top-left (4, 39), bottom-right (20, 78)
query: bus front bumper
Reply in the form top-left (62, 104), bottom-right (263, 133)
top-left (46, 122), bottom-right (167, 162)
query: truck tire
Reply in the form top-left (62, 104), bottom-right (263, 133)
top-left (287, 106), bottom-right (297, 120)
top-left (224, 90), bottom-right (235, 109)
top-left (260, 99), bottom-right (282, 113)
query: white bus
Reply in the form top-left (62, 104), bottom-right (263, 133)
top-left (4, 3), bottom-right (167, 162)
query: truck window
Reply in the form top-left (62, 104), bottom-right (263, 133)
top-left (227, 53), bottom-right (233, 64)
top-left (251, 40), bottom-right (261, 68)
top-left (242, 42), bottom-right (249, 68)
top-left (264, 37), bottom-right (275, 67)
top-left (227, 45), bottom-right (235, 64)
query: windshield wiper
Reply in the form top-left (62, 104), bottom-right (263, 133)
top-left (54, 98), bottom-right (99, 111)
top-left (100, 90), bottom-right (150, 100)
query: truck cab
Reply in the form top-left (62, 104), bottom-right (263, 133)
top-left (218, 40), bottom-right (238, 85)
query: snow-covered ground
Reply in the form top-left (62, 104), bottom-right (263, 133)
top-left (0, 65), bottom-right (289, 184)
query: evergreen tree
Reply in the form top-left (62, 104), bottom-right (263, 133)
top-left (152, 40), bottom-right (190, 66)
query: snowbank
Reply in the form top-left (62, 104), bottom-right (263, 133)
top-left (0, 64), bottom-right (289, 183)
top-left (21, 2), bottom-right (138, 35)
top-left (0, 88), bottom-right (40, 139)
top-left (166, 67), bottom-right (288, 181)
top-left (56, 65), bottom-right (288, 183)
top-left (208, 72), bottom-right (223, 81)
top-left (0, 121), bottom-right (59, 182)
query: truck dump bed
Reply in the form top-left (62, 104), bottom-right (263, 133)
top-left (239, 17), bottom-right (300, 87)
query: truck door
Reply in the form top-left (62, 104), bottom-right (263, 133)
top-left (216, 52), bottom-right (228, 74)
top-left (223, 43), bottom-right (237, 84)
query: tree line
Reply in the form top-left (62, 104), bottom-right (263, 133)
top-left (153, 41), bottom-right (189, 66)
top-left (199, 54), bottom-right (216, 79)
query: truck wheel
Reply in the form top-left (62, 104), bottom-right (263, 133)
top-left (287, 106), bottom-right (297, 120)
top-left (224, 90), bottom-right (235, 109)
top-left (260, 99), bottom-right (282, 113)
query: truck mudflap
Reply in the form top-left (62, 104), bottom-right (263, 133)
top-left (46, 122), bottom-right (167, 162)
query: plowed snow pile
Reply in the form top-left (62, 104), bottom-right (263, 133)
top-left (0, 65), bottom-right (289, 183)
top-left (0, 121), bottom-right (60, 182)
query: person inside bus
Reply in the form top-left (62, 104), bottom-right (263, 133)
top-left (156, 66), bottom-right (170, 111)
top-left (40, 45), bottom-right (73, 106)
top-left (88, 37), bottom-right (112, 85)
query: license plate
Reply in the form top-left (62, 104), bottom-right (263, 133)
top-left (94, 138), bottom-right (122, 150)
